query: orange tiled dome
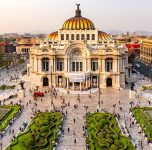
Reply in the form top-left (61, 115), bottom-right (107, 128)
top-left (47, 31), bottom-right (58, 41)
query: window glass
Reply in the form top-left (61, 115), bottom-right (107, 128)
top-left (76, 34), bottom-right (80, 40)
top-left (66, 34), bottom-right (69, 40)
top-left (61, 34), bottom-right (64, 40)
top-left (71, 34), bottom-right (74, 40)
top-left (81, 34), bottom-right (85, 40)
top-left (87, 34), bottom-right (90, 40)
top-left (92, 34), bottom-right (95, 40)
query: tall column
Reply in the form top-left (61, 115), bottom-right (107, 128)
top-left (97, 76), bottom-right (99, 88)
top-left (67, 78), bottom-right (69, 89)
top-left (64, 58), bottom-right (67, 72)
top-left (68, 58), bottom-right (70, 72)
top-left (84, 59), bottom-right (86, 72)
top-left (98, 59), bottom-right (101, 71)
top-left (54, 57), bottom-right (56, 72)
top-left (102, 59), bottom-right (105, 72)
top-left (72, 82), bottom-right (74, 90)
top-left (34, 57), bottom-right (37, 72)
top-left (113, 59), bottom-right (117, 72)
top-left (88, 58), bottom-right (91, 71)
top-left (80, 82), bottom-right (82, 90)
top-left (38, 58), bottom-right (41, 72)
top-left (37, 58), bottom-right (38, 72)
top-left (86, 78), bottom-right (88, 88)
top-left (86, 58), bottom-right (88, 71)
top-left (91, 76), bottom-right (92, 87)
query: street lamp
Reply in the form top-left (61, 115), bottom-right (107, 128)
top-left (98, 68), bottom-right (101, 108)
top-left (0, 141), bottom-right (2, 150)
top-left (149, 61), bottom-right (152, 81)
top-left (50, 65), bottom-right (55, 111)
top-left (113, 104), bottom-right (116, 114)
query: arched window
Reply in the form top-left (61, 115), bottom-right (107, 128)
top-left (106, 78), bottom-right (112, 87)
top-left (106, 58), bottom-right (113, 72)
top-left (71, 34), bottom-right (74, 40)
top-left (91, 59), bottom-right (98, 71)
top-left (43, 77), bottom-right (49, 86)
top-left (61, 34), bottom-right (64, 40)
top-left (70, 50), bottom-right (83, 72)
top-left (76, 34), bottom-right (80, 40)
top-left (42, 58), bottom-right (49, 72)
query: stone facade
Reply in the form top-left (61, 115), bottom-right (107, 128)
top-left (140, 39), bottom-right (152, 65)
top-left (16, 37), bottom-right (40, 54)
top-left (27, 5), bottom-right (131, 90)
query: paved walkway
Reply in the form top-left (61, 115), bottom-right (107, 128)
top-left (0, 62), bottom-right (152, 150)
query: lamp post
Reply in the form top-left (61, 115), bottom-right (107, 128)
top-left (0, 141), bottom-right (2, 150)
top-left (98, 68), bottom-right (101, 108)
top-left (50, 65), bottom-right (54, 111)
top-left (113, 104), bottom-right (116, 114)
top-left (149, 61), bottom-right (152, 81)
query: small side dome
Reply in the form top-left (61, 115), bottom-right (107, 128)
top-left (47, 31), bottom-right (58, 41)
top-left (98, 31), bottom-right (111, 41)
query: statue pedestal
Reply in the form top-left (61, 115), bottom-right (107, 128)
top-left (18, 89), bottom-right (25, 99)
top-left (49, 104), bottom-right (55, 112)
top-left (129, 90), bottom-right (136, 99)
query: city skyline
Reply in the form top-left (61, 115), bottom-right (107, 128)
top-left (0, 0), bottom-right (152, 34)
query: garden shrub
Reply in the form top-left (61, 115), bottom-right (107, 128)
top-left (7, 112), bottom-right (62, 150)
top-left (110, 144), bottom-right (118, 150)
top-left (86, 113), bottom-right (135, 150)
top-left (40, 126), bottom-right (49, 133)
top-left (24, 137), bottom-right (35, 146)
top-left (35, 135), bottom-right (40, 142)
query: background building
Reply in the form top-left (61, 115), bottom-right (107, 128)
top-left (16, 37), bottom-right (40, 54)
top-left (140, 38), bottom-right (152, 65)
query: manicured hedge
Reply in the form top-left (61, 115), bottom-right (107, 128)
top-left (132, 107), bottom-right (152, 142)
top-left (7, 112), bottom-right (62, 150)
top-left (142, 86), bottom-right (152, 91)
top-left (86, 112), bottom-right (135, 150)
top-left (0, 105), bottom-right (20, 131)
top-left (0, 84), bottom-right (16, 90)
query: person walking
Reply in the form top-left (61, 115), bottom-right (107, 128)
top-left (67, 127), bottom-right (70, 133)
top-left (73, 118), bottom-right (76, 123)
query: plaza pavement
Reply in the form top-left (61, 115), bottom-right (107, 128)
top-left (0, 63), bottom-right (152, 150)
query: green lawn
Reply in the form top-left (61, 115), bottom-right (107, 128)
top-left (86, 112), bottom-right (135, 150)
top-left (132, 107), bottom-right (152, 142)
top-left (0, 105), bottom-right (21, 131)
top-left (7, 112), bottom-right (62, 150)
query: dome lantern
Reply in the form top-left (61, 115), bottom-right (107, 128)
top-left (62, 4), bottom-right (95, 30)
top-left (75, 4), bottom-right (81, 17)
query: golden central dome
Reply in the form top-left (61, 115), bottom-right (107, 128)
top-left (62, 4), bottom-right (95, 30)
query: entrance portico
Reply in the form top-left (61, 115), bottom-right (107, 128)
top-left (65, 73), bottom-right (95, 90)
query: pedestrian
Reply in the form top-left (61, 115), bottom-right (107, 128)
top-left (9, 129), bottom-right (11, 135)
top-left (68, 102), bottom-right (70, 106)
top-left (12, 129), bottom-right (14, 134)
top-left (74, 138), bottom-right (76, 143)
top-left (73, 131), bottom-right (75, 135)
top-left (74, 118), bottom-right (75, 123)
top-left (67, 127), bottom-right (70, 132)
top-left (41, 98), bottom-right (42, 102)
top-left (66, 110), bottom-right (68, 114)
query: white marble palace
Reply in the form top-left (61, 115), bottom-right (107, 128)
top-left (27, 4), bottom-right (132, 90)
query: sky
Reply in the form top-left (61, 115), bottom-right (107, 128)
top-left (0, 0), bottom-right (152, 34)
